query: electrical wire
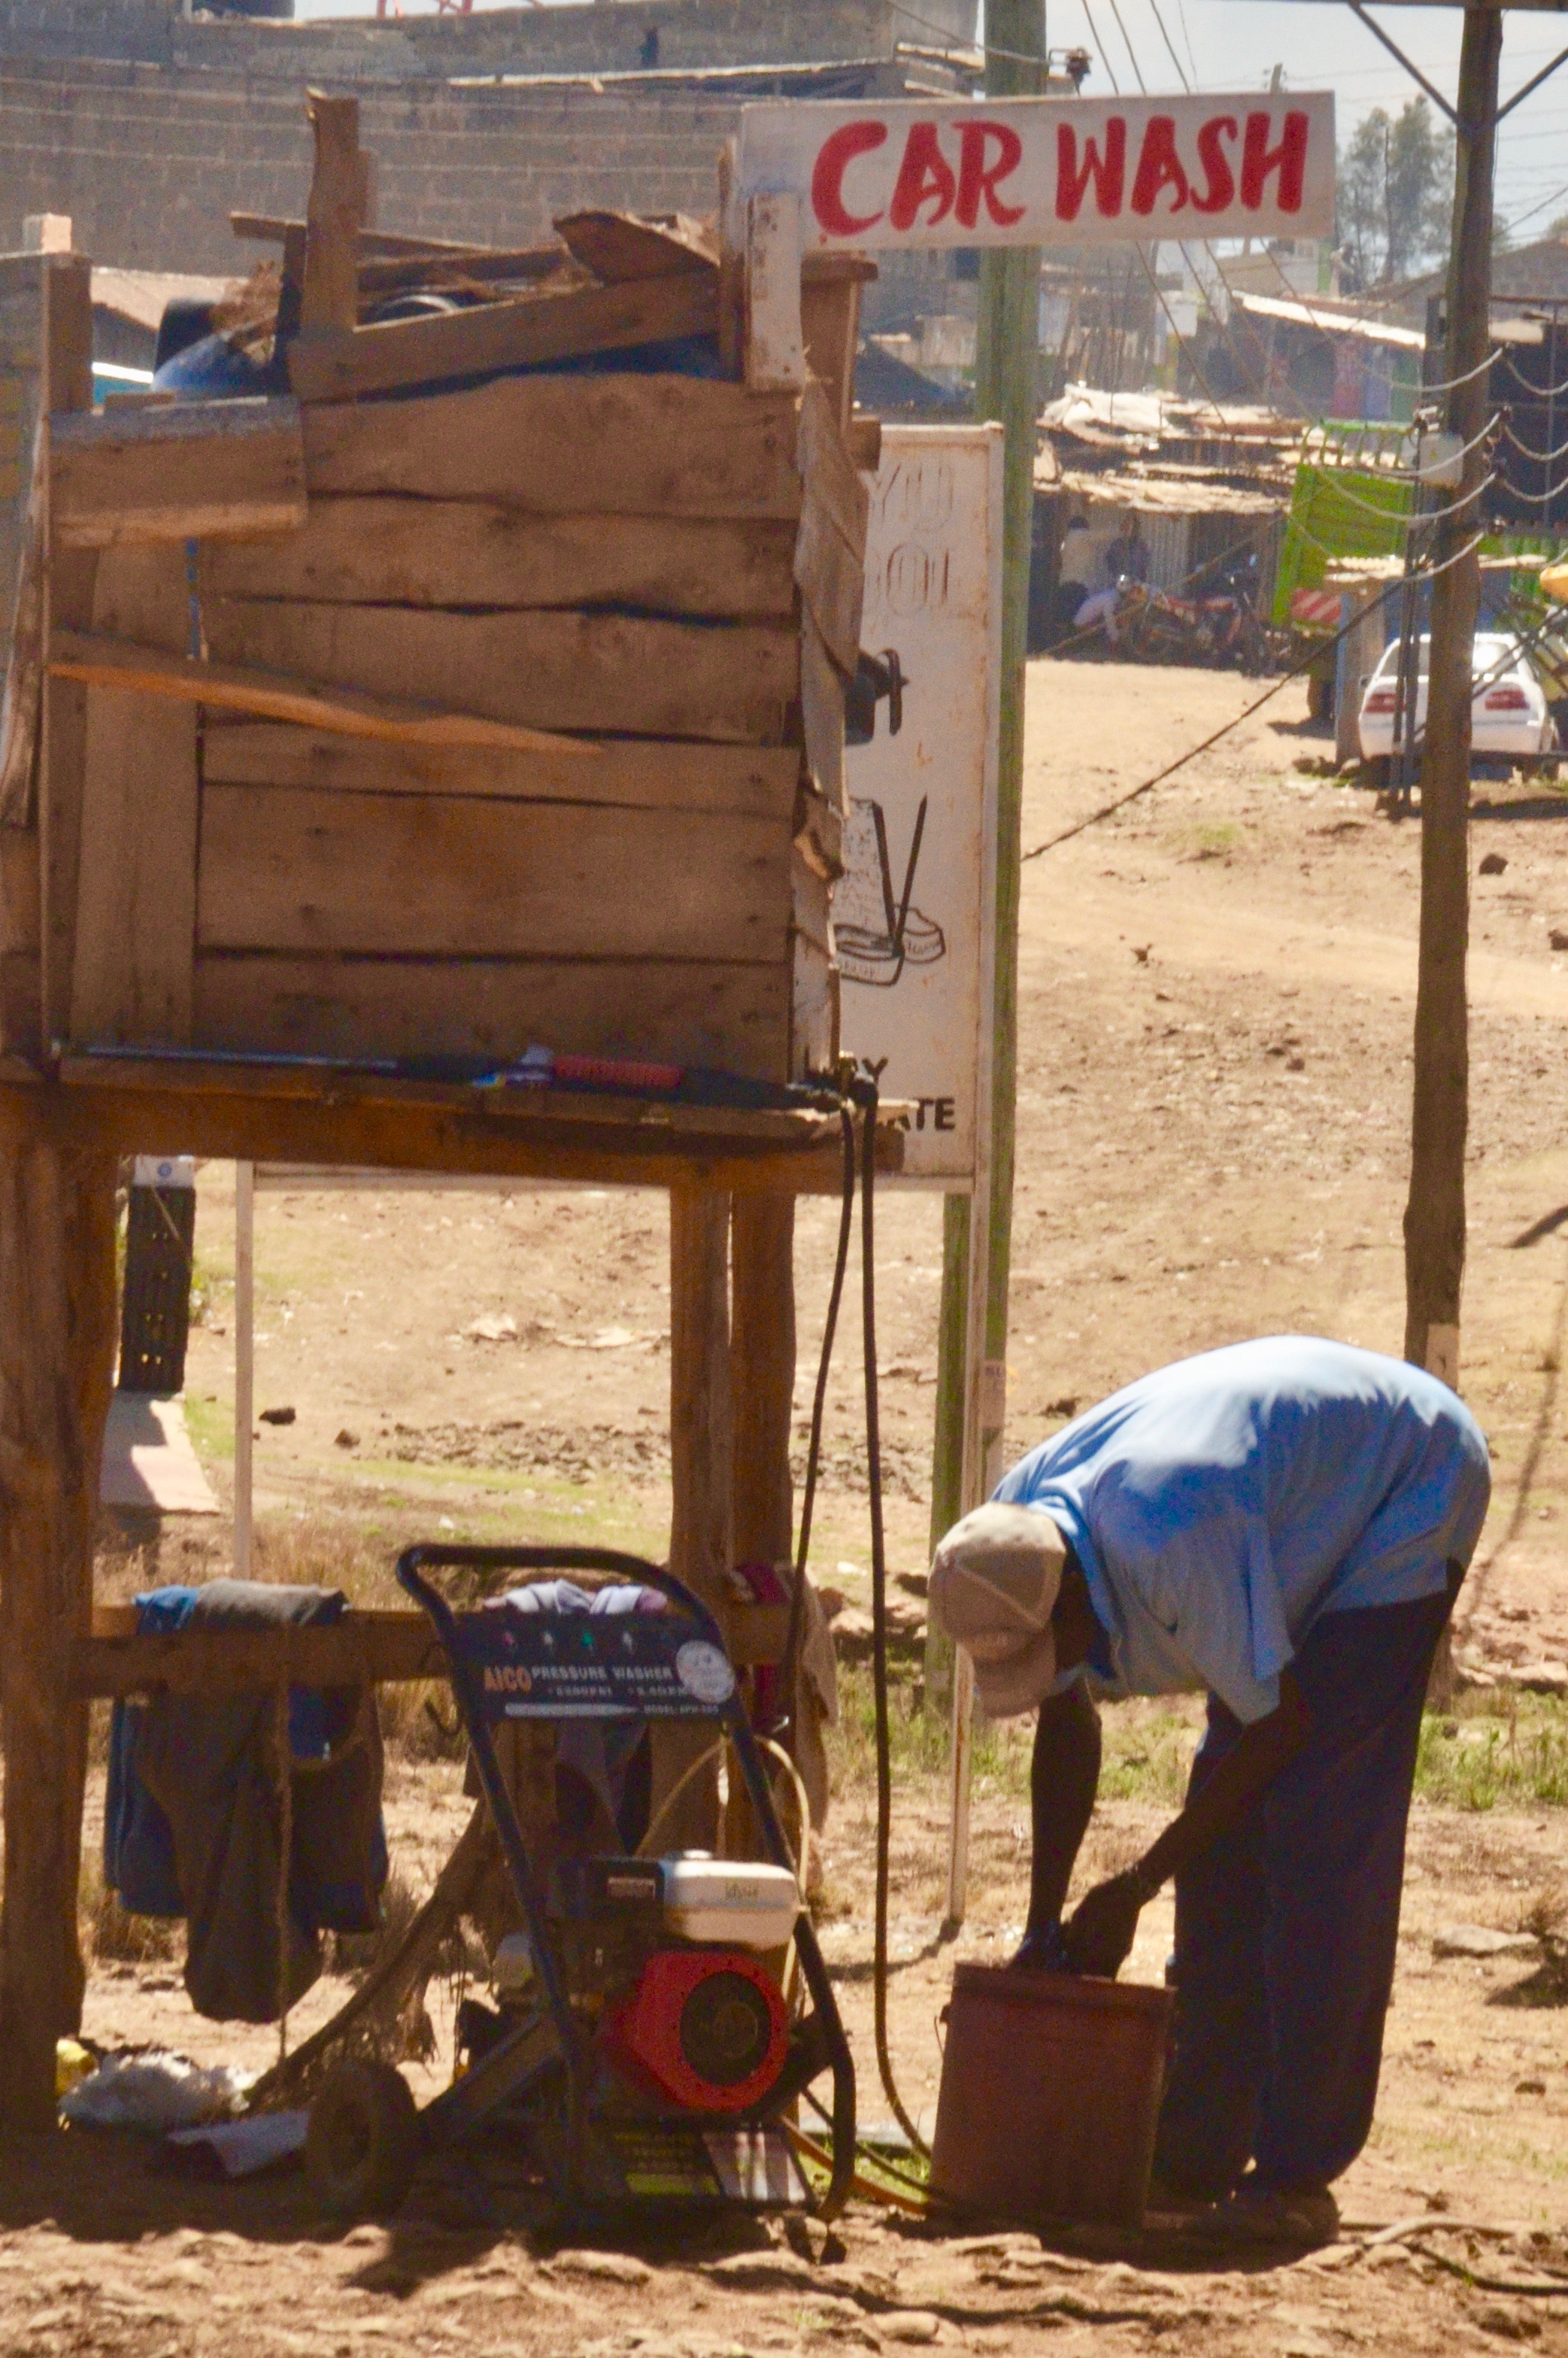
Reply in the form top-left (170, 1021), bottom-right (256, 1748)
top-left (1503, 420), bottom-right (1568, 466)
top-left (778, 1106), bottom-right (857, 1750)
top-left (856, 1073), bottom-right (930, 2162)
top-left (1021, 533), bottom-right (1495, 862)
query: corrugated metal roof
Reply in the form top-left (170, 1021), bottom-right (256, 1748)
top-left (1232, 290), bottom-right (1426, 352)
top-left (1044, 465), bottom-right (1284, 516)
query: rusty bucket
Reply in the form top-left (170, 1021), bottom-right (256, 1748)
top-left (930, 1964), bottom-right (1173, 2229)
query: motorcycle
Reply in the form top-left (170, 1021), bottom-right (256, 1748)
top-left (1109, 575), bottom-right (1285, 675)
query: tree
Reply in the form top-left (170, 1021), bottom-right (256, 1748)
top-left (1336, 98), bottom-right (1455, 290)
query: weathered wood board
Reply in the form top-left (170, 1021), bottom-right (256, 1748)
top-left (201, 723), bottom-right (801, 818)
top-left (290, 272), bottom-right (717, 404)
top-left (40, 253), bottom-right (96, 1046)
top-left (302, 375), bottom-right (802, 518)
top-left (197, 786), bottom-right (791, 963)
top-left (69, 545), bottom-right (198, 1046)
top-left (202, 499), bottom-right (797, 621)
top-left (202, 600), bottom-right (799, 744)
top-left (50, 399), bottom-right (307, 549)
top-left (0, 256), bottom-right (46, 826)
top-left (192, 952), bottom-right (792, 1079)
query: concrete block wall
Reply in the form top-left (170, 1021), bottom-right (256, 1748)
top-left (0, 0), bottom-right (980, 83)
top-left (0, 52), bottom-right (757, 269)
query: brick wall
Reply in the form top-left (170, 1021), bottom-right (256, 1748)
top-left (0, 53), bottom-right (761, 269)
top-left (0, 0), bottom-right (979, 83)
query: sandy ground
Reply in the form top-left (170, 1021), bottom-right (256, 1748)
top-left (19, 653), bottom-right (1568, 2354)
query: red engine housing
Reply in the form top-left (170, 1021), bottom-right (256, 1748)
top-left (602, 1949), bottom-right (790, 2114)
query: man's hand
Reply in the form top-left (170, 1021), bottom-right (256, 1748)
top-left (1062, 1871), bottom-right (1144, 1978)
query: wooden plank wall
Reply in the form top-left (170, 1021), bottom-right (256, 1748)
top-left (187, 373), bottom-right (815, 1081)
top-left (47, 338), bottom-right (873, 1082)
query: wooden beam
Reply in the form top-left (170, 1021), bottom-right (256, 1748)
top-left (196, 787), bottom-right (790, 964)
top-left (201, 498), bottom-right (797, 621)
top-left (192, 952), bottom-right (793, 1083)
top-left (76, 1598), bottom-right (789, 1693)
top-left (744, 194), bottom-right (805, 394)
top-left (553, 210), bottom-right (717, 283)
top-left (290, 272), bottom-right (718, 405)
top-left (199, 601), bottom-right (798, 746)
top-left (48, 630), bottom-right (593, 757)
top-left (40, 250), bottom-right (96, 1050)
top-left (730, 1192), bottom-right (796, 1568)
top-left (800, 271), bottom-right (865, 439)
top-left (663, 1185), bottom-right (732, 1849)
top-left (50, 398), bottom-right (307, 550)
top-left (71, 547), bottom-right (198, 1047)
top-left (0, 1100), bottom-right (118, 2129)
top-left (36, 1065), bottom-right (905, 1196)
top-left (302, 372), bottom-right (802, 520)
top-left (299, 92), bottom-right (364, 338)
top-left (199, 724), bottom-right (799, 820)
top-left (670, 1186), bottom-right (732, 1610)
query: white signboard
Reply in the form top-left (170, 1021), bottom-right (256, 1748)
top-left (837, 425), bottom-right (1002, 1184)
top-left (735, 93), bottom-right (1335, 250)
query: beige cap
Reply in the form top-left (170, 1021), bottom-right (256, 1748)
top-left (929, 1502), bottom-right (1069, 1718)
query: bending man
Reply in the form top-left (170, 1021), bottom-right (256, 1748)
top-left (930, 1335), bottom-right (1489, 2244)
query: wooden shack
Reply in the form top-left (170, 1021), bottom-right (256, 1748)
top-left (0, 95), bottom-right (896, 2132)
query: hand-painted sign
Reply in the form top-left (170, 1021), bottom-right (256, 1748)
top-left (735, 93), bottom-right (1334, 250)
top-left (839, 425), bottom-right (1002, 1185)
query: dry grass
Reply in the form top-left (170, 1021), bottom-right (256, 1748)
top-left (78, 1853), bottom-right (180, 1966)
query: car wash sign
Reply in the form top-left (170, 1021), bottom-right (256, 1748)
top-left (735, 93), bottom-right (1334, 250)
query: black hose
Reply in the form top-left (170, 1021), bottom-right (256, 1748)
top-left (777, 1105), bottom-right (857, 1750)
top-left (855, 1076), bottom-right (931, 2159)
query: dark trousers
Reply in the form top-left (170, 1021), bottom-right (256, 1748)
top-left (1154, 1574), bottom-right (1458, 2196)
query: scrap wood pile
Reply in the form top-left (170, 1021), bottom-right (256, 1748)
top-left (0, 90), bottom-right (880, 1088)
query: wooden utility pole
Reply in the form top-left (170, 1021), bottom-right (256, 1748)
top-left (925, 0), bottom-right (1045, 1710)
top-left (0, 1108), bottom-right (118, 2132)
top-left (1403, 5), bottom-right (1501, 1385)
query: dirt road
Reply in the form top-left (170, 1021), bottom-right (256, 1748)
top-left (32, 654), bottom-right (1567, 2356)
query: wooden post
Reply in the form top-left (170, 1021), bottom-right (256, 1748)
top-left (665, 1186), bottom-right (733, 1848)
top-left (1403, 5), bottom-right (1502, 1386)
top-left (729, 1192), bottom-right (795, 1569)
top-left (300, 92), bottom-right (365, 339)
top-left (0, 1102), bottom-right (118, 2131)
top-left (927, 0), bottom-right (1044, 1707)
top-left (235, 1159), bottom-right (255, 1575)
top-left (39, 250), bottom-right (96, 1046)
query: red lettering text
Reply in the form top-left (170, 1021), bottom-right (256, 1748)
top-left (889, 121), bottom-right (957, 232)
top-left (1055, 120), bottom-right (1127, 221)
top-left (1130, 115), bottom-right (1189, 217)
top-left (1190, 115), bottom-right (1237, 214)
top-left (1241, 108), bottom-right (1309, 213)
top-left (956, 119), bottom-right (1025, 228)
top-left (811, 119), bottom-right (888, 238)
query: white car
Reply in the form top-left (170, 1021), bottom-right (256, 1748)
top-left (1358, 633), bottom-right (1557, 772)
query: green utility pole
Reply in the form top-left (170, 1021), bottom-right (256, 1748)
top-left (1403, 2), bottom-right (1501, 1386)
top-left (926, 0), bottom-right (1045, 1710)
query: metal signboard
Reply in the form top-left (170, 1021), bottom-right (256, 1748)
top-left (735, 93), bottom-right (1336, 250)
top-left (838, 424), bottom-right (1003, 1185)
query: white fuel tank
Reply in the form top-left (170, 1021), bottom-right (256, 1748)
top-left (660, 1854), bottom-right (799, 1950)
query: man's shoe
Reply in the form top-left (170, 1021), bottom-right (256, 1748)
top-left (1007, 1923), bottom-right (1069, 1973)
top-left (1196, 2183), bottom-right (1339, 2250)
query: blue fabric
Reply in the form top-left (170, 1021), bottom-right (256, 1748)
top-left (104, 1584), bottom-right (386, 1932)
top-left (1154, 1579), bottom-right (1457, 2194)
top-left (104, 1588), bottom-right (198, 1917)
top-left (994, 1337), bottom-right (1490, 1722)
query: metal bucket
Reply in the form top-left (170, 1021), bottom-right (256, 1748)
top-left (930, 1964), bottom-right (1173, 2228)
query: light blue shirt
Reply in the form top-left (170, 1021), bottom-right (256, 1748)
top-left (993, 1337), bottom-right (1491, 1725)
